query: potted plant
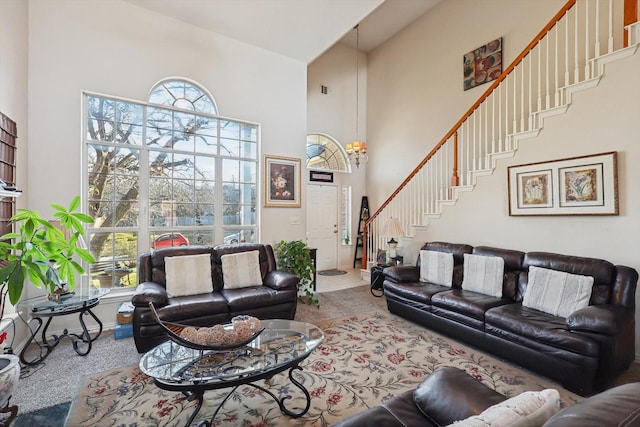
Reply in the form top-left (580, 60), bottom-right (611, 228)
top-left (0, 196), bottom-right (96, 308)
top-left (273, 240), bottom-right (318, 307)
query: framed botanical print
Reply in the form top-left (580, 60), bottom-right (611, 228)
top-left (264, 155), bottom-right (301, 208)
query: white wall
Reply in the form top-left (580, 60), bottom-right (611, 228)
top-left (0, 0), bottom-right (28, 207)
top-left (23, 0), bottom-right (308, 335)
top-left (26, 0), bottom-right (307, 253)
top-left (0, 0), bottom-right (29, 350)
top-left (307, 43), bottom-right (367, 268)
top-left (366, 0), bottom-right (640, 356)
top-left (366, 0), bottom-right (567, 203)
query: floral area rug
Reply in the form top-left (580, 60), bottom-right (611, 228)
top-left (65, 311), bottom-right (581, 426)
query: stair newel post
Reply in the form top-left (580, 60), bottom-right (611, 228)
top-left (450, 131), bottom-right (459, 199)
top-left (361, 221), bottom-right (368, 270)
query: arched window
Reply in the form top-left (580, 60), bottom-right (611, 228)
top-left (306, 134), bottom-right (350, 172)
top-left (149, 78), bottom-right (218, 114)
top-left (83, 78), bottom-right (257, 290)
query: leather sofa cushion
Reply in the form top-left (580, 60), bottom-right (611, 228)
top-left (414, 367), bottom-right (506, 426)
top-left (432, 289), bottom-right (512, 321)
top-left (485, 304), bottom-right (599, 357)
top-left (383, 281), bottom-right (450, 305)
top-left (149, 292), bottom-right (229, 323)
top-left (221, 286), bottom-right (297, 312)
top-left (543, 383), bottom-right (640, 426)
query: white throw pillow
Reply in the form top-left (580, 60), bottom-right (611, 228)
top-left (419, 250), bottom-right (454, 287)
top-left (165, 253), bottom-right (213, 297)
top-left (446, 389), bottom-right (560, 427)
top-left (523, 266), bottom-right (594, 318)
top-left (461, 254), bottom-right (505, 298)
top-left (221, 250), bottom-right (263, 289)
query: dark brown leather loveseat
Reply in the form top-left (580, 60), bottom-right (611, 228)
top-left (131, 243), bottom-right (298, 353)
top-left (333, 366), bottom-right (640, 426)
top-left (382, 242), bottom-right (638, 396)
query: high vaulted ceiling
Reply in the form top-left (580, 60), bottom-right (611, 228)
top-left (123, 0), bottom-right (441, 63)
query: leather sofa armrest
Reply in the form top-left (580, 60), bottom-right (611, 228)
top-left (263, 270), bottom-right (299, 290)
top-left (413, 367), bottom-right (506, 425)
top-left (131, 281), bottom-right (169, 308)
top-left (566, 304), bottom-right (633, 335)
top-left (383, 265), bottom-right (420, 283)
top-left (543, 383), bottom-right (640, 427)
top-left (332, 390), bottom-right (432, 427)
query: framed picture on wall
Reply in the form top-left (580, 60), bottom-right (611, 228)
top-left (508, 152), bottom-right (618, 216)
top-left (264, 155), bottom-right (301, 207)
top-left (463, 37), bottom-right (503, 91)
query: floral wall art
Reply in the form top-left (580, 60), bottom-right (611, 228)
top-left (508, 152), bottom-right (618, 216)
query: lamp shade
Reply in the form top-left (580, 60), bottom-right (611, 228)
top-left (381, 217), bottom-right (405, 237)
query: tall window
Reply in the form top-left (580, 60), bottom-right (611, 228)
top-left (84, 79), bottom-right (258, 289)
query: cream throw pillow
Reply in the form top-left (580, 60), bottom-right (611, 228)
top-left (523, 266), bottom-right (594, 318)
top-left (461, 254), bottom-right (505, 298)
top-left (165, 253), bottom-right (213, 297)
top-left (447, 389), bottom-right (560, 427)
top-left (221, 250), bottom-right (263, 289)
top-left (419, 250), bottom-right (454, 287)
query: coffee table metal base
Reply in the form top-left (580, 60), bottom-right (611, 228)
top-left (155, 364), bottom-right (311, 427)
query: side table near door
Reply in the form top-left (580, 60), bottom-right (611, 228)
top-left (310, 248), bottom-right (317, 291)
top-left (17, 285), bottom-right (110, 365)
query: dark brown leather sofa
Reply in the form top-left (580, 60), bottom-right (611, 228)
top-left (383, 242), bottom-right (638, 396)
top-left (332, 366), bottom-right (640, 426)
top-left (131, 243), bottom-right (298, 353)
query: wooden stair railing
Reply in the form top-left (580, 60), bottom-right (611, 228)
top-left (362, 0), bottom-right (638, 269)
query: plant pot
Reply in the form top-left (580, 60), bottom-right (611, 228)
top-left (0, 354), bottom-right (20, 408)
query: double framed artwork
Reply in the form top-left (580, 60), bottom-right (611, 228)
top-left (508, 152), bottom-right (618, 216)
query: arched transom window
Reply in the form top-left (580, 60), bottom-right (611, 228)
top-left (149, 78), bottom-right (218, 114)
top-left (306, 134), bottom-right (350, 172)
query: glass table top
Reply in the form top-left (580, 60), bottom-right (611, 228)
top-left (17, 285), bottom-right (110, 315)
top-left (140, 319), bottom-right (325, 384)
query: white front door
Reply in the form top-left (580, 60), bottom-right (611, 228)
top-left (306, 184), bottom-right (338, 271)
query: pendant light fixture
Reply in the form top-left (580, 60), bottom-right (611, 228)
top-left (345, 24), bottom-right (368, 168)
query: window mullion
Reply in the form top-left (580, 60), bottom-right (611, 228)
top-left (139, 104), bottom-right (151, 251)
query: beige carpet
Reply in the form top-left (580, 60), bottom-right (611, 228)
top-left (65, 310), bottom-right (581, 427)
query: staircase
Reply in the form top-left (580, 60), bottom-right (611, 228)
top-left (363, 0), bottom-right (640, 269)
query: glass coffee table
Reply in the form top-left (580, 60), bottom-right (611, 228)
top-left (139, 319), bottom-right (324, 427)
top-left (17, 285), bottom-right (110, 366)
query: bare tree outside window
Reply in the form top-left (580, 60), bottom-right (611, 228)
top-left (84, 79), bottom-right (257, 289)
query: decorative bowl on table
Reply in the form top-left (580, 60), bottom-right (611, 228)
top-left (148, 302), bottom-right (263, 351)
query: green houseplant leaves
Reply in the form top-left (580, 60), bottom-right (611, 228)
top-left (273, 240), bottom-right (318, 307)
top-left (0, 196), bottom-right (95, 305)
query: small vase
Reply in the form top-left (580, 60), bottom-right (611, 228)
top-left (0, 354), bottom-right (20, 408)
